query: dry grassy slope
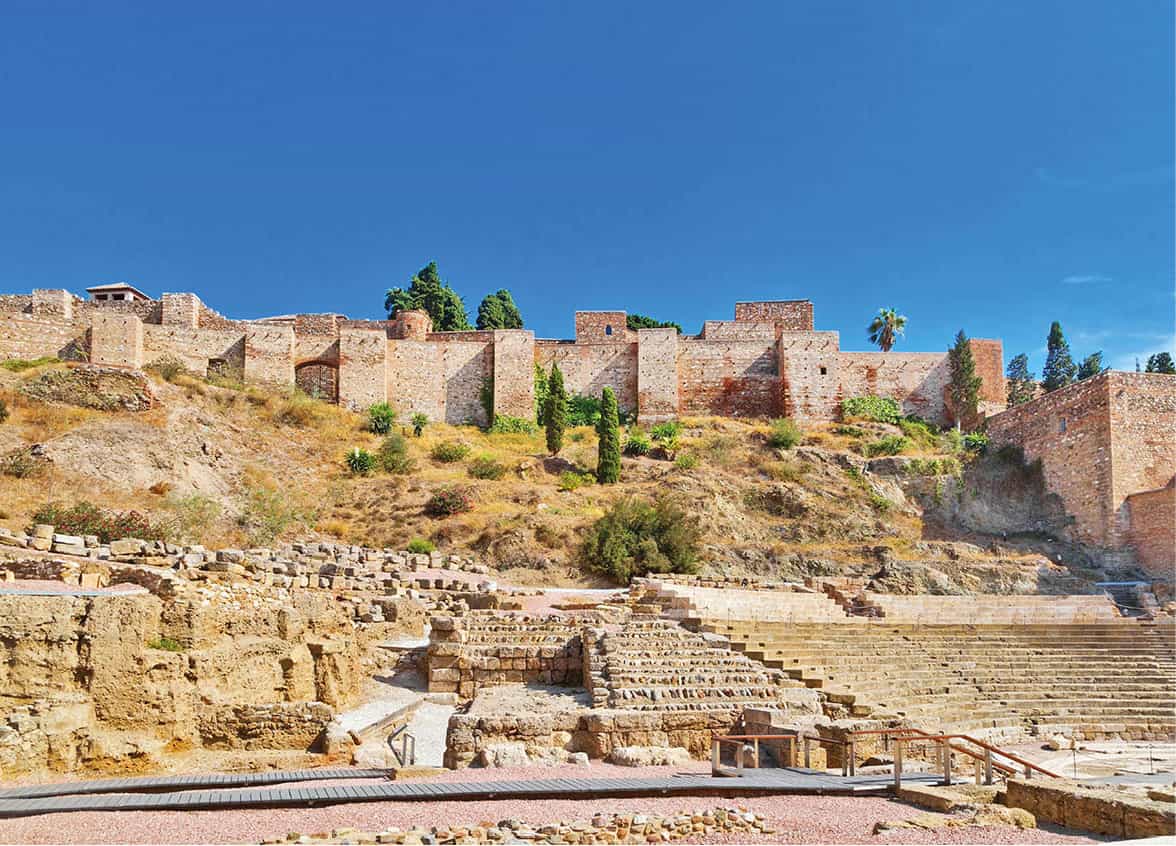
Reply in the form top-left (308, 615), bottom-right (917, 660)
top-left (0, 362), bottom-right (1100, 592)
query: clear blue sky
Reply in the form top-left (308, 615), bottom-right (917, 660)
top-left (2, 1), bottom-right (1172, 372)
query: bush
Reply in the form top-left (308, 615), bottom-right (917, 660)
top-left (238, 486), bottom-right (305, 545)
top-left (148, 636), bottom-right (184, 652)
top-left (862, 435), bottom-right (909, 457)
top-left (346, 447), bottom-right (376, 475)
top-left (165, 494), bottom-right (221, 543)
top-left (0, 448), bottom-right (44, 478)
top-left (939, 427), bottom-right (964, 454)
top-left (1, 356), bottom-right (59, 373)
top-left (580, 496), bottom-right (702, 584)
top-left (468, 454), bottom-right (507, 480)
top-left (144, 355), bottom-right (188, 383)
top-left (425, 486), bottom-right (474, 517)
top-left (767, 418), bottom-right (802, 449)
top-left (411, 413), bottom-right (429, 437)
top-left (431, 441), bottom-right (471, 463)
top-left (833, 424), bottom-right (866, 438)
top-left (842, 395), bottom-right (901, 424)
top-left (623, 428), bottom-right (651, 456)
top-left (650, 421), bottom-right (681, 442)
top-left (963, 432), bottom-right (989, 453)
top-left (568, 395), bottom-right (602, 427)
top-left (273, 390), bottom-right (326, 427)
top-left (559, 470), bottom-right (595, 491)
top-left (30, 501), bottom-right (169, 543)
top-left (905, 457), bottom-right (963, 477)
top-left (488, 415), bottom-right (537, 434)
top-left (378, 433), bottom-right (415, 474)
top-left (897, 417), bottom-right (939, 450)
top-left (367, 402), bottom-right (396, 434)
top-left (406, 537), bottom-right (435, 554)
top-left (674, 452), bottom-right (699, 470)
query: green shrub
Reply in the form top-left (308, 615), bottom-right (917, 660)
top-left (862, 435), bottom-right (909, 457)
top-left (939, 427), bottom-right (965, 454)
top-left (674, 452), bottom-right (699, 470)
top-left (650, 421), bottom-right (681, 442)
top-left (378, 433), bottom-right (415, 474)
top-left (842, 395), bottom-right (901, 424)
top-left (406, 537), bottom-right (435, 554)
top-left (623, 428), bottom-right (651, 456)
top-left (0, 448), bottom-right (43, 478)
top-left (238, 486), bottom-right (306, 545)
top-left (833, 424), bottom-right (866, 438)
top-left (905, 457), bottom-right (963, 477)
top-left (963, 432), bottom-right (989, 453)
top-left (596, 387), bottom-right (621, 484)
top-left (897, 417), bottom-right (939, 450)
top-left (30, 501), bottom-right (169, 543)
top-left (165, 494), bottom-right (221, 543)
top-left (0, 397), bottom-right (8, 424)
top-left (1, 356), bottom-right (59, 373)
top-left (147, 636), bottom-right (184, 652)
top-left (558, 470), bottom-right (595, 491)
top-left (468, 454), bottom-right (507, 480)
top-left (431, 441), bottom-right (470, 463)
top-left (145, 355), bottom-right (189, 383)
top-left (568, 395), bottom-right (602, 427)
top-left (411, 413), bottom-right (429, 437)
top-left (767, 418), bottom-right (802, 449)
top-left (425, 486), bottom-right (474, 517)
top-left (345, 447), bottom-right (376, 475)
top-left (869, 492), bottom-right (893, 513)
top-left (488, 415), bottom-right (537, 434)
top-left (367, 402), bottom-right (396, 434)
top-left (580, 496), bottom-right (701, 584)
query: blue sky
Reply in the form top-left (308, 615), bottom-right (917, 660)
top-left (1, 1), bottom-right (1172, 372)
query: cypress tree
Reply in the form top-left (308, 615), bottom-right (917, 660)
top-left (1005, 353), bottom-right (1036, 406)
top-left (1042, 321), bottom-right (1077, 392)
top-left (596, 386), bottom-right (621, 484)
top-left (948, 329), bottom-right (983, 430)
top-left (545, 363), bottom-right (568, 454)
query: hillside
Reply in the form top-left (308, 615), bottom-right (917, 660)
top-left (0, 359), bottom-right (1130, 593)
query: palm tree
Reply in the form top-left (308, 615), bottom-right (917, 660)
top-left (867, 308), bottom-right (907, 352)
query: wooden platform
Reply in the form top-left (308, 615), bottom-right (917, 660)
top-left (0, 768), bottom-right (948, 818)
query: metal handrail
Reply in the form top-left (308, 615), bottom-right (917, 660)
top-left (388, 725), bottom-right (416, 768)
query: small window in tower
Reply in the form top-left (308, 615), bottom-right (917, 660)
top-left (605, 325), bottom-right (612, 336)
top-left (1059, 418), bottom-right (1067, 433)
top-left (819, 366), bottom-right (828, 375)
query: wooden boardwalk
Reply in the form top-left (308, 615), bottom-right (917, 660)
top-left (0, 768), bottom-right (948, 818)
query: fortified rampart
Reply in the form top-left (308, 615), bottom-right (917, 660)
top-left (986, 372), bottom-right (1176, 576)
top-left (0, 289), bottom-right (1004, 427)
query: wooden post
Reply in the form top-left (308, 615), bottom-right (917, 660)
top-left (1025, 762), bottom-right (1032, 780)
top-left (849, 740), bottom-right (856, 776)
top-left (984, 748), bottom-right (993, 785)
top-left (974, 757), bottom-right (982, 785)
top-left (941, 740), bottom-right (952, 786)
top-left (804, 736), bottom-right (811, 769)
top-left (753, 738), bottom-right (760, 769)
top-left (711, 739), bottom-right (720, 774)
top-left (894, 739), bottom-right (903, 790)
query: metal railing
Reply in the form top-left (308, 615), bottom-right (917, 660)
top-left (388, 725), bottom-right (416, 768)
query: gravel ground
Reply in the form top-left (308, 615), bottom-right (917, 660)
top-left (0, 579), bottom-right (146, 595)
top-left (0, 764), bottom-right (1107, 845)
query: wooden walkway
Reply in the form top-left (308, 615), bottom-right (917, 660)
top-left (0, 768), bottom-right (948, 818)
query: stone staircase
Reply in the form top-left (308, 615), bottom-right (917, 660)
top-left (699, 619), bottom-right (1176, 741)
top-left (586, 620), bottom-right (818, 715)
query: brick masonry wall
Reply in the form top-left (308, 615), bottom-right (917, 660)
top-left (90, 313), bottom-right (143, 369)
top-left (31, 289), bottom-right (74, 319)
top-left (1108, 372), bottom-right (1176, 547)
top-left (492, 330), bottom-right (536, 420)
top-left (734, 300), bottom-right (814, 331)
top-left (0, 313), bottom-right (89, 361)
top-left (1125, 484), bottom-right (1175, 578)
top-left (0, 295), bottom-right (33, 313)
top-left (142, 324), bottom-right (246, 377)
top-left (536, 340), bottom-right (639, 413)
top-left (243, 324), bottom-right (295, 385)
top-left (700, 321), bottom-right (778, 342)
top-left (337, 327), bottom-right (388, 410)
top-left (678, 339), bottom-right (781, 417)
top-left (636, 328), bottom-right (679, 423)
top-left (986, 376), bottom-right (1114, 547)
top-left (779, 332), bottom-right (841, 422)
top-left (575, 311), bottom-right (634, 344)
top-left (386, 338), bottom-right (492, 424)
top-left (160, 293), bottom-right (200, 328)
top-left (838, 352), bottom-right (952, 424)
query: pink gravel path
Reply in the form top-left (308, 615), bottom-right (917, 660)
top-left (0, 763), bottom-right (1106, 845)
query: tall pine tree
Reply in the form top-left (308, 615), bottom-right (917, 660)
top-left (1145, 352), bottom-right (1176, 374)
top-left (544, 363), bottom-right (567, 455)
top-left (1077, 351), bottom-right (1106, 380)
top-left (948, 330), bottom-right (983, 430)
top-left (384, 262), bottom-right (472, 331)
top-left (476, 289), bottom-right (524, 330)
top-left (1005, 353), bottom-right (1036, 406)
top-left (596, 387), bottom-right (621, 484)
top-left (1042, 321), bottom-right (1077, 392)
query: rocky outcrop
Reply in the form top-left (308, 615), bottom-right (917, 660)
top-left (17, 365), bottom-right (155, 412)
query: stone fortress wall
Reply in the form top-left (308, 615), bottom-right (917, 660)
top-left (0, 289), bottom-right (1004, 428)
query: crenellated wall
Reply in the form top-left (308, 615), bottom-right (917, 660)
top-left (0, 290), bottom-right (1007, 430)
